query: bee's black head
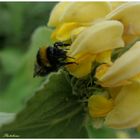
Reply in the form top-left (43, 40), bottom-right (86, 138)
top-left (33, 62), bottom-right (58, 77)
top-left (33, 63), bottom-right (46, 77)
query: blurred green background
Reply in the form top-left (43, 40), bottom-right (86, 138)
top-left (0, 2), bottom-right (140, 138)
top-left (0, 2), bottom-right (56, 112)
top-left (0, 2), bottom-right (56, 93)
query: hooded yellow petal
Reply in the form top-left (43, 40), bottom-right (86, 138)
top-left (51, 22), bottom-right (80, 41)
top-left (60, 2), bottom-right (111, 24)
top-left (69, 20), bottom-right (124, 57)
top-left (67, 53), bottom-right (96, 78)
top-left (105, 82), bottom-right (140, 128)
top-left (88, 95), bottom-right (114, 118)
top-left (100, 41), bottom-right (140, 87)
top-left (106, 3), bottom-right (140, 43)
top-left (48, 2), bottom-right (70, 27)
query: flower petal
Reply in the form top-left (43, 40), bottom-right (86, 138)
top-left (69, 20), bottom-right (124, 57)
top-left (48, 2), bottom-right (70, 27)
top-left (95, 50), bottom-right (112, 64)
top-left (60, 2), bottom-right (111, 23)
top-left (51, 22), bottom-right (80, 41)
top-left (71, 26), bottom-right (87, 41)
top-left (100, 41), bottom-right (140, 87)
top-left (105, 82), bottom-right (140, 128)
top-left (67, 53), bottom-right (96, 78)
top-left (106, 3), bottom-right (140, 43)
top-left (95, 64), bottom-right (110, 80)
top-left (88, 94), bottom-right (114, 118)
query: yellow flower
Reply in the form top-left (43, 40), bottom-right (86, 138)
top-left (59, 2), bottom-right (111, 24)
top-left (48, 2), bottom-right (140, 129)
top-left (51, 22), bottom-right (82, 41)
top-left (98, 41), bottom-right (140, 87)
top-left (67, 53), bottom-right (96, 78)
top-left (67, 20), bottom-right (124, 78)
top-left (48, 2), bottom-right (112, 41)
top-left (105, 82), bottom-right (140, 128)
top-left (88, 81), bottom-right (140, 129)
top-left (48, 2), bottom-right (111, 27)
top-left (92, 41), bottom-right (140, 128)
top-left (106, 3), bottom-right (140, 44)
top-left (93, 5), bottom-right (140, 117)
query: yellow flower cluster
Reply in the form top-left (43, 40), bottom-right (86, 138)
top-left (48, 2), bottom-right (140, 129)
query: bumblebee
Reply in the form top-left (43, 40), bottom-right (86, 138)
top-left (33, 42), bottom-right (75, 77)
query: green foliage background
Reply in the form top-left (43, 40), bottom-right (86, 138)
top-left (0, 2), bottom-right (140, 138)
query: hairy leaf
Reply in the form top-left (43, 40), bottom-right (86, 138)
top-left (0, 71), bottom-right (88, 138)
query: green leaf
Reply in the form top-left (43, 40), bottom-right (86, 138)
top-left (86, 124), bottom-right (117, 138)
top-left (85, 117), bottom-right (125, 138)
top-left (0, 71), bottom-right (88, 138)
top-left (0, 26), bottom-right (52, 112)
top-left (86, 117), bottom-right (117, 138)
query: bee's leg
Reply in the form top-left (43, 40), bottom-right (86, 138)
top-left (53, 42), bottom-right (63, 47)
top-left (59, 62), bottom-right (78, 67)
top-left (54, 42), bottom-right (70, 48)
top-left (65, 62), bottom-right (76, 65)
